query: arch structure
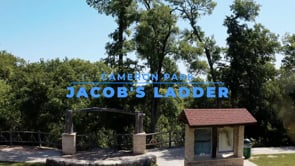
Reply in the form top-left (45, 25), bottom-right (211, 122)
top-left (65, 107), bottom-right (144, 134)
top-left (62, 107), bottom-right (146, 155)
top-left (77, 107), bottom-right (135, 115)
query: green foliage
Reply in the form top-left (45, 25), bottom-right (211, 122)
top-left (0, 79), bottom-right (20, 130)
top-left (223, 0), bottom-right (279, 108)
top-left (134, 2), bottom-right (179, 132)
top-left (135, 4), bottom-right (178, 73)
top-left (281, 34), bottom-right (295, 70)
top-left (170, 0), bottom-right (216, 18)
top-left (230, 0), bottom-right (260, 21)
top-left (0, 52), bottom-right (143, 147)
top-left (0, 0), bottom-right (294, 148)
top-left (0, 51), bottom-right (18, 80)
top-left (274, 69), bottom-right (295, 143)
top-left (0, 51), bottom-right (24, 130)
top-left (87, 0), bottom-right (138, 72)
top-left (157, 87), bottom-right (185, 132)
top-left (172, 0), bottom-right (222, 107)
top-left (0, 54), bottom-right (117, 134)
top-left (223, 0), bottom-right (289, 145)
top-left (250, 153), bottom-right (295, 166)
top-left (176, 38), bottom-right (208, 75)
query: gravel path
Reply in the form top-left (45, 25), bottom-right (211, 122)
top-left (1, 145), bottom-right (295, 165)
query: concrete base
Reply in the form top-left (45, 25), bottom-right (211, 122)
top-left (185, 157), bottom-right (244, 166)
top-left (133, 132), bottom-right (146, 154)
top-left (62, 133), bottom-right (76, 155)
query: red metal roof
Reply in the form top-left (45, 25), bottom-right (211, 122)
top-left (179, 108), bottom-right (257, 127)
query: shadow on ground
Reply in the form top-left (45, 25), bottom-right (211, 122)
top-left (0, 145), bottom-right (61, 163)
top-left (63, 149), bottom-right (136, 161)
top-left (2, 145), bottom-right (295, 166)
top-left (148, 147), bottom-right (184, 160)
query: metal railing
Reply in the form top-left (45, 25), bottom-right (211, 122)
top-left (146, 130), bottom-right (184, 148)
top-left (0, 131), bottom-right (61, 148)
top-left (76, 130), bottom-right (184, 150)
top-left (0, 130), bottom-right (184, 150)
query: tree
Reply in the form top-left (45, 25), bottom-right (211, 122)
top-left (223, 0), bottom-right (284, 144)
top-left (0, 79), bottom-right (20, 130)
top-left (168, 0), bottom-right (224, 157)
top-left (170, 0), bottom-right (223, 107)
top-left (0, 51), bottom-right (25, 130)
top-left (276, 33), bottom-right (295, 143)
top-left (86, 0), bottom-right (138, 72)
top-left (135, 3), bottom-right (178, 132)
top-left (87, 0), bottom-right (144, 113)
top-left (223, 0), bottom-right (279, 108)
top-left (281, 34), bottom-right (295, 70)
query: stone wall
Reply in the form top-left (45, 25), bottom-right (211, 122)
top-left (235, 125), bottom-right (244, 157)
top-left (133, 133), bottom-right (146, 154)
top-left (184, 124), bottom-right (195, 165)
top-left (46, 154), bottom-right (157, 166)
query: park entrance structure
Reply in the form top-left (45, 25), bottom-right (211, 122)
top-left (62, 107), bottom-right (145, 155)
top-left (179, 108), bottom-right (256, 166)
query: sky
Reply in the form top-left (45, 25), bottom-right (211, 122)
top-left (1, 0), bottom-right (295, 69)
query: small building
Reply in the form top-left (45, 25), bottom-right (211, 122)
top-left (179, 108), bottom-right (256, 166)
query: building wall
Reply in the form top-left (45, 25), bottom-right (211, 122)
top-left (234, 125), bottom-right (244, 158)
top-left (184, 124), bottom-right (195, 165)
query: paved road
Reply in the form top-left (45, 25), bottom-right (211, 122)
top-left (252, 146), bottom-right (295, 154)
top-left (147, 148), bottom-right (184, 166)
top-left (146, 146), bottom-right (295, 166)
top-left (1, 145), bottom-right (295, 165)
top-left (146, 148), bottom-right (258, 166)
top-left (0, 145), bottom-right (61, 163)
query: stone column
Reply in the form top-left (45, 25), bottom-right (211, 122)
top-left (234, 125), bottom-right (244, 158)
top-left (135, 112), bottom-right (145, 134)
top-left (237, 125), bottom-right (245, 157)
top-left (62, 132), bottom-right (76, 154)
top-left (184, 124), bottom-right (194, 166)
top-left (65, 110), bottom-right (73, 134)
top-left (133, 112), bottom-right (146, 154)
top-left (133, 132), bottom-right (146, 154)
top-left (62, 110), bottom-right (76, 155)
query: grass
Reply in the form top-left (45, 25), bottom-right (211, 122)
top-left (250, 153), bottom-right (295, 166)
top-left (0, 162), bottom-right (44, 166)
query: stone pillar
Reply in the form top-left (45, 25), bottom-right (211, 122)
top-left (133, 111), bottom-right (146, 154)
top-left (65, 110), bottom-right (73, 134)
top-left (234, 125), bottom-right (244, 158)
top-left (133, 132), bottom-right (146, 154)
top-left (237, 125), bottom-right (245, 157)
top-left (184, 124), bottom-right (195, 166)
top-left (62, 110), bottom-right (76, 155)
top-left (62, 132), bottom-right (76, 155)
top-left (135, 112), bottom-right (145, 134)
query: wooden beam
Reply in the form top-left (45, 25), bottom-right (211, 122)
top-left (212, 127), bottom-right (217, 158)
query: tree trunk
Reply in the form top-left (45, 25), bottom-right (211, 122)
top-left (118, 13), bottom-right (124, 73)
